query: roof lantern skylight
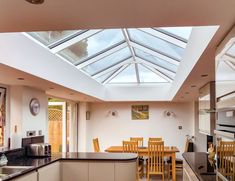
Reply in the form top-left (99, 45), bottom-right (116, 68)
top-left (27, 27), bottom-right (192, 85)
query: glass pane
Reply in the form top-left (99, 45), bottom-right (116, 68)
top-left (128, 29), bottom-right (184, 60)
top-left (109, 64), bottom-right (137, 83)
top-left (58, 29), bottom-right (125, 64)
top-left (227, 43), bottom-right (235, 57)
top-left (96, 68), bottom-right (119, 83)
top-left (28, 31), bottom-right (78, 46)
top-left (158, 27), bottom-right (192, 40)
top-left (138, 64), bottom-right (168, 83)
top-left (82, 47), bottom-right (131, 75)
top-left (134, 48), bottom-right (177, 72)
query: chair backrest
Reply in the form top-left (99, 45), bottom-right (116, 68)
top-left (93, 138), bottom-right (100, 152)
top-left (123, 140), bottom-right (138, 153)
top-left (148, 141), bottom-right (164, 174)
top-left (148, 137), bottom-right (162, 142)
top-left (218, 141), bottom-right (235, 179)
top-left (130, 137), bottom-right (144, 147)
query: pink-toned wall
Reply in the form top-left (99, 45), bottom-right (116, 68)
top-left (86, 102), bottom-right (195, 158)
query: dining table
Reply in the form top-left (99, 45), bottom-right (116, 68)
top-left (105, 146), bottom-right (180, 181)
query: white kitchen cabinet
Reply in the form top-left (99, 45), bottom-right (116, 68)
top-left (11, 171), bottom-right (37, 181)
top-left (183, 159), bottom-right (199, 181)
top-left (38, 161), bottom-right (61, 181)
top-left (89, 162), bottom-right (115, 181)
top-left (115, 161), bottom-right (137, 181)
top-left (61, 161), bottom-right (88, 181)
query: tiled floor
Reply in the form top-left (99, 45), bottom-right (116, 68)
top-left (140, 172), bottom-right (183, 181)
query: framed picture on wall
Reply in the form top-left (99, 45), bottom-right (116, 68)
top-left (131, 105), bottom-right (149, 120)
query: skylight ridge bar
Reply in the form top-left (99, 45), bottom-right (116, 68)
top-left (136, 57), bottom-right (176, 78)
top-left (90, 55), bottom-right (132, 76)
top-left (141, 64), bottom-right (173, 82)
top-left (48, 30), bottom-right (89, 49)
top-left (102, 65), bottom-right (129, 84)
top-left (51, 29), bottom-right (103, 53)
top-left (75, 41), bottom-right (127, 67)
top-left (130, 41), bottom-right (180, 66)
top-left (224, 60), bottom-right (235, 71)
top-left (137, 28), bottom-right (187, 49)
top-left (155, 28), bottom-right (188, 43)
top-left (92, 58), bottom-right (132, 78)
top-left (130, 39), bottom-right (181, 62)
top-left (224, 53), bottom-right (235, 60)
top-left (122, 29), bottom-right (140, 83)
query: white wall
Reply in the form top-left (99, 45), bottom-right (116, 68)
top-left (86, 102), bottom-right (195, 158)
top-left (9, 86), bottom-right (48, 148)
top-left (78, 102), bottom-right (90, 152)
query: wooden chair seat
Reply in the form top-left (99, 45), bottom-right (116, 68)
top-left (167, 158), bottom-right (183, 164)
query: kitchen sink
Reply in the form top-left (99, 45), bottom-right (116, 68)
top-left (0, 166), bottom-right (34, 179)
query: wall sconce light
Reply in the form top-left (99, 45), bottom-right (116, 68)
top-left (107, 110), bottom-right (118, 117)
top-left (163, 111), bottom-right (176, 118)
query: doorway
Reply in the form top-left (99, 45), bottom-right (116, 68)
top-left (48, 98), bottom-right (78, 153)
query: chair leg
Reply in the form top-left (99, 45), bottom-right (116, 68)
top-left (167, 164), bottom-right (170, 180)
top-left (147, 173), bottom-right (150, 181)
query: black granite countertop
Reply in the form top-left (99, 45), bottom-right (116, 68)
top-left (182, 152), bottom-right (216, 181)
top-left (2, 152), bottom-right (138, 181)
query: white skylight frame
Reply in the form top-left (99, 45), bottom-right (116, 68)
top-left (26, 27), bottom-right (191, 85)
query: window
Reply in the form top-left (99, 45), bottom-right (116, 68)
top-left (27, 26), bottom-right (192, 85)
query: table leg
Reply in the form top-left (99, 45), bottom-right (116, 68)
top-left (172, 153), bottom-right (176, 181)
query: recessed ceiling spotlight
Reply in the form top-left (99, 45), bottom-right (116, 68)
top-left (70, 93), bottom-right (74, 95)
top-left (17, 78), bottom-right (25, 80)
top-left (181, 96), bottom-right (184, 99)
top-left (25, 0), bottom-right (44, 4)
top-left (201, 74), bottom-right (208, 77)
top-left (49, 87), bottom-right (54, 90)
top-left (191, 85), bottom-right (197, 88)
top-left (185, 92), bottom-right (189, 94)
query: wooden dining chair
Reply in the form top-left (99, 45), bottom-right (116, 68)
top-left (148, 137), bottom-right (163, 142)
top-left (218, 140), bottom-right (235, 180)
top-left (147, 141), bottom-right (165, 180)
top-left (167, 138), bottom-right (189, 179)
top-left (123, 140), bottom-right (144, 179)
top-left (130, 137), bottom-right (144, 147)
top-left (93, 138), bottom-right (100, 152)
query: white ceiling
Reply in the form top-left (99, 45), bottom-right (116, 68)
top-left (0, 64), bottom-right (101, 102)
top-left (0, 0), bottom-right (234, 102)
